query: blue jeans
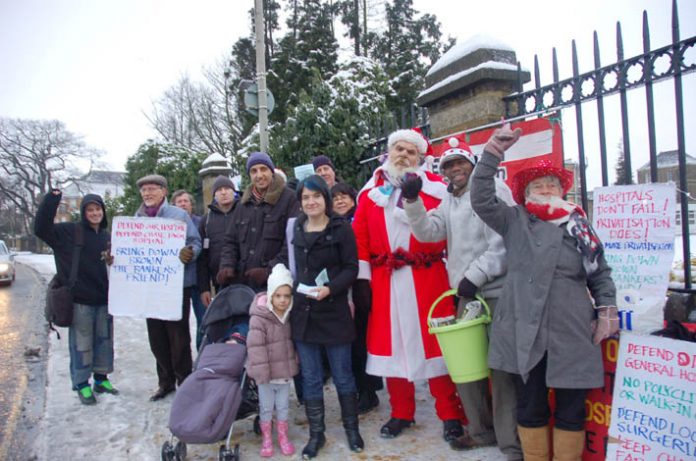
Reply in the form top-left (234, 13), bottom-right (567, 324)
top-left (69, 304), bottom-right (114, 389)
top-left (295, 340), bottom-right (356, 401)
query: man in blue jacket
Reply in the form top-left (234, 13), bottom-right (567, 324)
top-left (35, 189), bottom-right (116, 405)
top-left (134, 174), bottom-right (202, 401)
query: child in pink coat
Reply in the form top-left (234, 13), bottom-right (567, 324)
top-left (246, 264), bottom-right (299, 457)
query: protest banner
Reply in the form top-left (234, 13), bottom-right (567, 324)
top-left (607, 332), bottom-right (696, 461)
top-left (108, 217), bottom-right (185, 320)
top-left (433, 116), bottom-right (563, 191)
top-left (592, 183), bottom-right (676, 334)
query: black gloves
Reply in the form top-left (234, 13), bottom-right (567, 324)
top-left (179, 246), bottom-right (194, 264)
top-left (400, 175), bottom-right (423, 201)
top-left (216, 267), bottom-right (236, 286)
top-left (245, 267), bottom-right (270, 286)
top-left (457, 277), bottom-right (478, 300)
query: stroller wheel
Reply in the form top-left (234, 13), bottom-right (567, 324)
top-left (219, 445), bottom-right (234, 461)
top-left (174, 440), bottom-right (187, 460)
top-left (161, 441), bottom-right (175, 461)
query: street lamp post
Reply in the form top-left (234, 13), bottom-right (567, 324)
top-left (254, 0), bottom-right (269, 152)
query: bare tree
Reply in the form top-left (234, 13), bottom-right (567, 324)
top-left (145, 59), bottom-right (243, 166)
top-left (0, 118), bottom-right (101, 233)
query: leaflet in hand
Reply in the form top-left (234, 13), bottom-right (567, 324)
top-left (297, 283), bottom-right (319, 298)
top-left (315, 268), bottom-right (329, 287)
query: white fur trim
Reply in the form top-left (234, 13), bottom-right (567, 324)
top-left (358, 260), bottom-right (372, 280)
top-left (388, 129), bottom-right (428, 154)
top-left (367, 186), bottom-right (390, 208)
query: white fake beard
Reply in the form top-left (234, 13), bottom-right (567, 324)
top-left (383, 160), bottom-right (419, 187)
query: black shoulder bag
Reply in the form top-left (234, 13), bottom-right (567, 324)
top-left (45, 224), bottom-right (84, 336)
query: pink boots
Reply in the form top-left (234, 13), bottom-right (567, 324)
top-left (277, 420), bottom-right (296, 456)
top-left (260, 420), bottom-right (295, 457)
top-left (260, 421), bottom-right (274, 457)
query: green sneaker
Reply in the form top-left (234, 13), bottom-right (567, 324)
top-left (77, 386), bottom-right (97, 405)
top-left (93, 380), bottom-right (119, 395)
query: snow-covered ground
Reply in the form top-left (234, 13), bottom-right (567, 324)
top-left (17, 254), bottom-right (505, 461)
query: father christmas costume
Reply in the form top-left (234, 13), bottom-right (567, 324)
top-left (352, 130), bottom-right (465, 426)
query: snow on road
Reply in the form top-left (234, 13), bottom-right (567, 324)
top-left (17, 254), bottom-right (505, 460)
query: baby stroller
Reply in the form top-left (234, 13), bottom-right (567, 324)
top-left (161, 284), bottom-right (257, 461)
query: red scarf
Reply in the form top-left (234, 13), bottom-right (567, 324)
top-left (524, 195), bottom-right (583, 223)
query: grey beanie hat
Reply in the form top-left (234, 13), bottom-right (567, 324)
top-left (212, 175), bottom-right (235, 195)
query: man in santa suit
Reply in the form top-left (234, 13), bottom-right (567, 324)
top-left (352, 129), bottom-right (466, 442)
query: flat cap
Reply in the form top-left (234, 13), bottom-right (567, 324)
top-left (136, 174), bottom-right (168, 189)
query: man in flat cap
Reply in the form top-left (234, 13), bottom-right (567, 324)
top-left (134, 174), bottom-right (202, 401)
top-left (217, 152), bottom-right (299, 291)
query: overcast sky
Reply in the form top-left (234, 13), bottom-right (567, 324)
top-left (1, 0), bottom-right (694, 187)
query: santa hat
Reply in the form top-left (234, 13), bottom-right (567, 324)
top-left (438, 135), bottom-right (476, 173)
top-left (388, 129), bottom-right (429, 155)
top-left (511, 159), bottom-right (574, 204)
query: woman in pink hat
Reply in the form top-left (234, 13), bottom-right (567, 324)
top-left (470, 125), bottom-right (618, 461)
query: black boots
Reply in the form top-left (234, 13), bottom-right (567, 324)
top-left (338, 393), bottom-right (365, 452)
top-left (302, 399), bottom-right (326, 459)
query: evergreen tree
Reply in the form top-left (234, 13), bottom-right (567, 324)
top-left (119, 141), bottom-right (207, 215)
top-left (369, 0), bottom-right (444, 112)
top-left (268, 0), bottom-right (339, 122)
top-left (268, 56), bottom-right (392, 187)
top-left (614, 139), bottom-right (633, 185)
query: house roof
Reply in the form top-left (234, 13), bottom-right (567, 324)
top-left (62, 170), bottom-right (126, 199)
top-left (637, 150), bottom-right (696, 171)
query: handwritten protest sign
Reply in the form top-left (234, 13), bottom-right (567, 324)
top-left (108, 217), bottom-right (185, 320)
top-left (608, 332), bottom-right (696, 461)
top-left (592, 183), bottom-right (676, 333)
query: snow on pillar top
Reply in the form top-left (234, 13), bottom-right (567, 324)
top-left (199, 153), bottom-right (232, 177)
top-left (417, 34), bottom-right (529, 107)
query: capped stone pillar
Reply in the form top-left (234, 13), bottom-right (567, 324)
top-left (199, 153), bottom-right (233, 208)
top-left (417, 35), bottom-right (531, 139)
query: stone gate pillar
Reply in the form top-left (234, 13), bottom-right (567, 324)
top-left (199, 153), bottom-right (233, 208)
top-left (417, 35), bottom-right (530, 139)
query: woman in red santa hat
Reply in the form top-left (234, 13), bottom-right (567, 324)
top-left (352, 128), bottom-right (466, 443)
top-left (470, 124), bottom-right (618, 461)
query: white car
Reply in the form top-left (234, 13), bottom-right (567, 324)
top-left (0, 240), bottom-right (16, 286)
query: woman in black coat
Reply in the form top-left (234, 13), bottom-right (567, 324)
top-left (290, 175), bottom-right (362, 459)
top-left (331, 182), bottom-right (383, 414)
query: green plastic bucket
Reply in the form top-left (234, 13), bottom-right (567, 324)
top-left (427, 289), bottom-right (491, 383)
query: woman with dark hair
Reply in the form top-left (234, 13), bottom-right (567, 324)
top-left (290, 175), bottom-right (363, 459)
top-left (331, 182), bottom-right (383, 414)
top-left (330, 183), bottom-right (357, 220)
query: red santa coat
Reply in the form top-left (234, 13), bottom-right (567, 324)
top-left (352, 167), bottom-right (455, 381)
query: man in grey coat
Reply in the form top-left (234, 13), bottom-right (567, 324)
top-left (135, 174), bottom-right (202, 401)
top-left (402, 135), bottom-right (521, 460)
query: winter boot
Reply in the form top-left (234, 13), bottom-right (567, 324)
top-left (259, 420), bottom-right (274, 457)
top-left (338, 393), bottom-right (364, 452)
top-left (357, 389), bottom-right (379, 415)
top-left (302, 399), bottom-right (326, 459)
top-left (276, 420), bottom-right (295, 456)
top-left (552, 428), bottom-right (584, 461)
top-left (518, 425), bottom-right (550, 461)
